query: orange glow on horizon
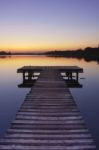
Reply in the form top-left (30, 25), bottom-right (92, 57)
top-left (0, 43), bottom-right (98, 53)
top-left (0, 41), bottom-right (75, 52)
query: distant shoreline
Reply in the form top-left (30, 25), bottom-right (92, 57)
top-left (45, 47), bottom-right (99, 62)
top-left (0, 46), bottom-right (99, 62)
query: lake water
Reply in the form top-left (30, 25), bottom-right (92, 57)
top-left (0, 55), bottom-right (99, 148)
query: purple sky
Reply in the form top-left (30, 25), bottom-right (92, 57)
top-left (0, 0), bottom-right (99, 51)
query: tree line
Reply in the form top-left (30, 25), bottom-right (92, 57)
top-left (45, 47), bottom-right (99, 62)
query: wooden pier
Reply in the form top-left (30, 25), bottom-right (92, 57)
top-left (0, 66), bottom-right (96, 149)
top-left (17, 66), bottom-right (83, 88)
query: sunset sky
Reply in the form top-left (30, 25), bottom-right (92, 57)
top-left (0, 0), bottom-right (99, 52)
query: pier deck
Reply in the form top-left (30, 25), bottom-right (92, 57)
top-left (0, 66), bottom-right (96, 149)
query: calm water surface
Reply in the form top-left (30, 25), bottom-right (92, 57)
top-left (0, 56), bottom-right (99, 148)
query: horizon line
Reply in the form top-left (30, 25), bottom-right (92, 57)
top-left (0, 45), bottom-right (99, 54)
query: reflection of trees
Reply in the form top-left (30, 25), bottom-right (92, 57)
top-left (45, 47), bottom-right (99, 63)
top-left (0, 56), bottom-right (6, 59)
top-left (0, 51), bottom-right (11, 55)
top-left (0, 56), bottom-right (11, 59)
top-left (0, 51), bottom-right (11, 58)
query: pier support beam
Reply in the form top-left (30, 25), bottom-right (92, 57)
top-left (23, 72), bottom-right (25, 82)
top-left (28, 72), bottom-right (33, 81)
top-left (76, 72), bottom-right (79, 81)
top-left (66, 72), bottom-right (73, 80)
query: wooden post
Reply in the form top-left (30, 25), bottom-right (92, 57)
top-left (28, 71), bottom-right (33, 81)
top-left (76, 72), bottom-right (79, 81)
top-left (66, 72), bottom-right (69, 80)
top-left (70, 72), bottom-right (72, 80)
top-left (23, 72), bottom-right (25, 82)
top-left (66, 72), bottom-right (72, 80)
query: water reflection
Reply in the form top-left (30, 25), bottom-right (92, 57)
top-left (0, 56), bottom-right (99, 148)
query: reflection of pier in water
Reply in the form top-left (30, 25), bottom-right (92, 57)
top-left (0, 66), bottom-right (96, 149)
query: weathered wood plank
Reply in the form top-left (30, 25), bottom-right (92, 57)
top-left (0, 145), bottom-right (96, 150)
top-left (7, 128), bottom-right (90, 134)
top-left (0, 138), bottom-right (95, 145)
